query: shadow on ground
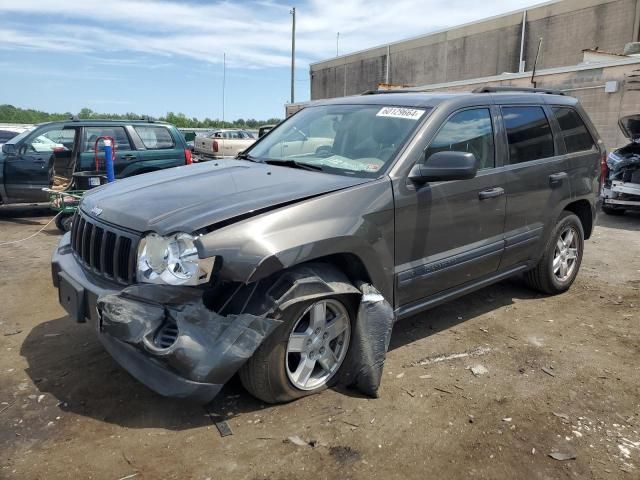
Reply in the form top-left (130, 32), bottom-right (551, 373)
top-left (20, 278), bottom-right (540, 431)
top-left (596, 209), bottom-right (640, 231)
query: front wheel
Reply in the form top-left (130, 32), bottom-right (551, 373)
top-left (240, 296), bottom-right (353, 404)
top-left (524, 211), bottom-right (584, 295)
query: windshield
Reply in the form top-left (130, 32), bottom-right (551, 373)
top-left (247, 104), bottom-right (430, 177)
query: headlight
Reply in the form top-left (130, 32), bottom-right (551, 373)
top-left (137, 232), bottom-right (215, 286)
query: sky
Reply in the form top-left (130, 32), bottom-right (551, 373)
top-left (0, 0), bottom-right (542, 121)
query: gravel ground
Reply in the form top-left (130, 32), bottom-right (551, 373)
top-left (0, 205), bottom-right (639, 479)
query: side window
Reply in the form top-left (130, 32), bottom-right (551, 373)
top-left (552, 107), bottom-right (596, 153)
top-left (502, 106), bottom-right (554, 164)
top-left (27, 128), bottom-right (76, 154)
top-left (133, 126), bottom-right (175, 149)
top-left (425, 108), bottom-right (495, 170)
top-left (84, 127), bottom-right (131, 152)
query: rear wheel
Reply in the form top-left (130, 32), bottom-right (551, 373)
top-left (602, 205), bottom-right (626, 216)
top-left (524, 211), bottom-right (584, 295)
top-left (240, 295), bottom-right (352, 404)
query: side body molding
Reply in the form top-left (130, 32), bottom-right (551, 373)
top-left (195, 178), bottom-right (396, 303)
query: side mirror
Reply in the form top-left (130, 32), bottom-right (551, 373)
top-left (409, 151), bottom-right (479, 183)
top-left (2, 143), bottom-right (16, 155)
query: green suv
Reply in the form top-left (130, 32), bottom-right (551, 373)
top-left (0, 119), bottom-right (191, 205)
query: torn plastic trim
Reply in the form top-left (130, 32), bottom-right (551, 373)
top-left (339, 283), bottom-right (395, 397)
top-left (97, 284), bottom-right (282, 398)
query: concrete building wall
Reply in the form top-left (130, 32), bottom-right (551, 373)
top-left (310, 0), bottom-right (640, 100)
top-left (407, 60), bottom-right (640, 149)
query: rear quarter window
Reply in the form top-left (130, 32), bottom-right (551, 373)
top-left (552, 107), bottom-right (596, 153)
top-left (502, 106), bottom-right (554, 164)
top-left (134, 126), bottom-right (175, 149)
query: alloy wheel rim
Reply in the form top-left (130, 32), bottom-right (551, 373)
top-left (285, 299), bottom-right (351, 391)
top-left (553, 226), bottom-right (580, 282)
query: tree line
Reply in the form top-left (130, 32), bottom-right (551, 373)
top-left (0, 105), bottom-right (281, 129)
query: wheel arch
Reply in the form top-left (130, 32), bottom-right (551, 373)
top-left (563, 199), bottom-right (594, 239)
top-left (246, 246), bottom-right (392, 305)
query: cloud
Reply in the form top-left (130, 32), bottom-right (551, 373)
top-left (0, 0), bottom-right (541, 69)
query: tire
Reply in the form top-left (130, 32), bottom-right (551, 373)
top-left (55, 213), bottom-right (74, 233)
top-left (240, 283), bottom-right (354, 404)
top-left (602, 205), bottom-right (626, 216)
top-left (524, 211), bottom-right (584, 295)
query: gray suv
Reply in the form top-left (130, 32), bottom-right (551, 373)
top-left (51, 87), bottom-right (603, 404)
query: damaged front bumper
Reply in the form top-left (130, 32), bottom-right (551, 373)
top-left (51, 233), bottom-right (281, 403)
top-left (52, 234), bottom-right (395, 403)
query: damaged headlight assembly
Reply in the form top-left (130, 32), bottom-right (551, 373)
top-left (137, 232), bottom-right (215, 286)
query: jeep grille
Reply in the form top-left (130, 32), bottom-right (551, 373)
top-left (70, 211), bottom-right (139, 284)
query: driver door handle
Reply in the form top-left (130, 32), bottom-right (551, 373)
top-left (479, 187), bottom-right (505, 200)
top-left (549, 171), bottom-right (568, 187)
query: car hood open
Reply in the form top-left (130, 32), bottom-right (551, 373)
top-left (80, 159), bottom-right (369, 234)
top-left (619, 114), bottom-right (640, 140)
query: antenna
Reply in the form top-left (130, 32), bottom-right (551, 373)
top-left (531, 37), bottom-right (543, 88)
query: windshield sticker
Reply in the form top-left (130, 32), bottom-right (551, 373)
top-left (376, 107), bottom-right (425, 120)
top-left (364, 163), bottom-right (381, 172)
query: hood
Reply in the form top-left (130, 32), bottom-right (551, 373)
top-left (80, 159), bottom-right (369, 234)
top-left (619, 114), bottom-right (640, 140)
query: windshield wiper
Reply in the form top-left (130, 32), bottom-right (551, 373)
top-left (264, 159), bottom-right (323, 172)
top-left (236, 152), bottom-right (262, 162)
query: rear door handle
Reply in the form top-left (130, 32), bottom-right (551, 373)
top-left (549, 172), bottom-right (568, 186)
top-left (121, 154), bottom-right (136, 160)
top-left (479, 187), bottom-right (505, 200)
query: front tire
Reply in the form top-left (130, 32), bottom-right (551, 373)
top-left (524, 211), bottom-right (584, 295)
top-left (240, 295), bottom-right (353, 404)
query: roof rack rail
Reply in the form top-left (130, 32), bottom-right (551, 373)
top-left (472, 86), bottom-right (565, 96)
top-left (361, 89), bottom-right (416, 95)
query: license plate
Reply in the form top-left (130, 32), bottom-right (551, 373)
top-left (58, 272), bottom-right (86, 323)
top-left (89, 177), bottom-right (101, 186)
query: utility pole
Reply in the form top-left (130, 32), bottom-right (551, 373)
top-left (222, 52), bottom-right (226, 126)
top-left (290, 7), bottom-right (296, 104)
top-left (336, 32), bottom-right (340, 57)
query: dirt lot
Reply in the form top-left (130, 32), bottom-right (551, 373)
top-left (0, 206), bottom-right (639, 480)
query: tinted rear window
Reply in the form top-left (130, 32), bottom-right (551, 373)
top-left (552, 107), bottom-right (595, 153)
top-left (134, 126), bottom-right (175, 149)
top-left (503, 106), bottom-right (554, 164)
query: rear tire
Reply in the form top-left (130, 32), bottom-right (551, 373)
top-left (524, 211), bottom-right (584, 295)
top-left (602, 205), bottom-right (626, 216)
top-left (240, 280), bottom-right (354, 404)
